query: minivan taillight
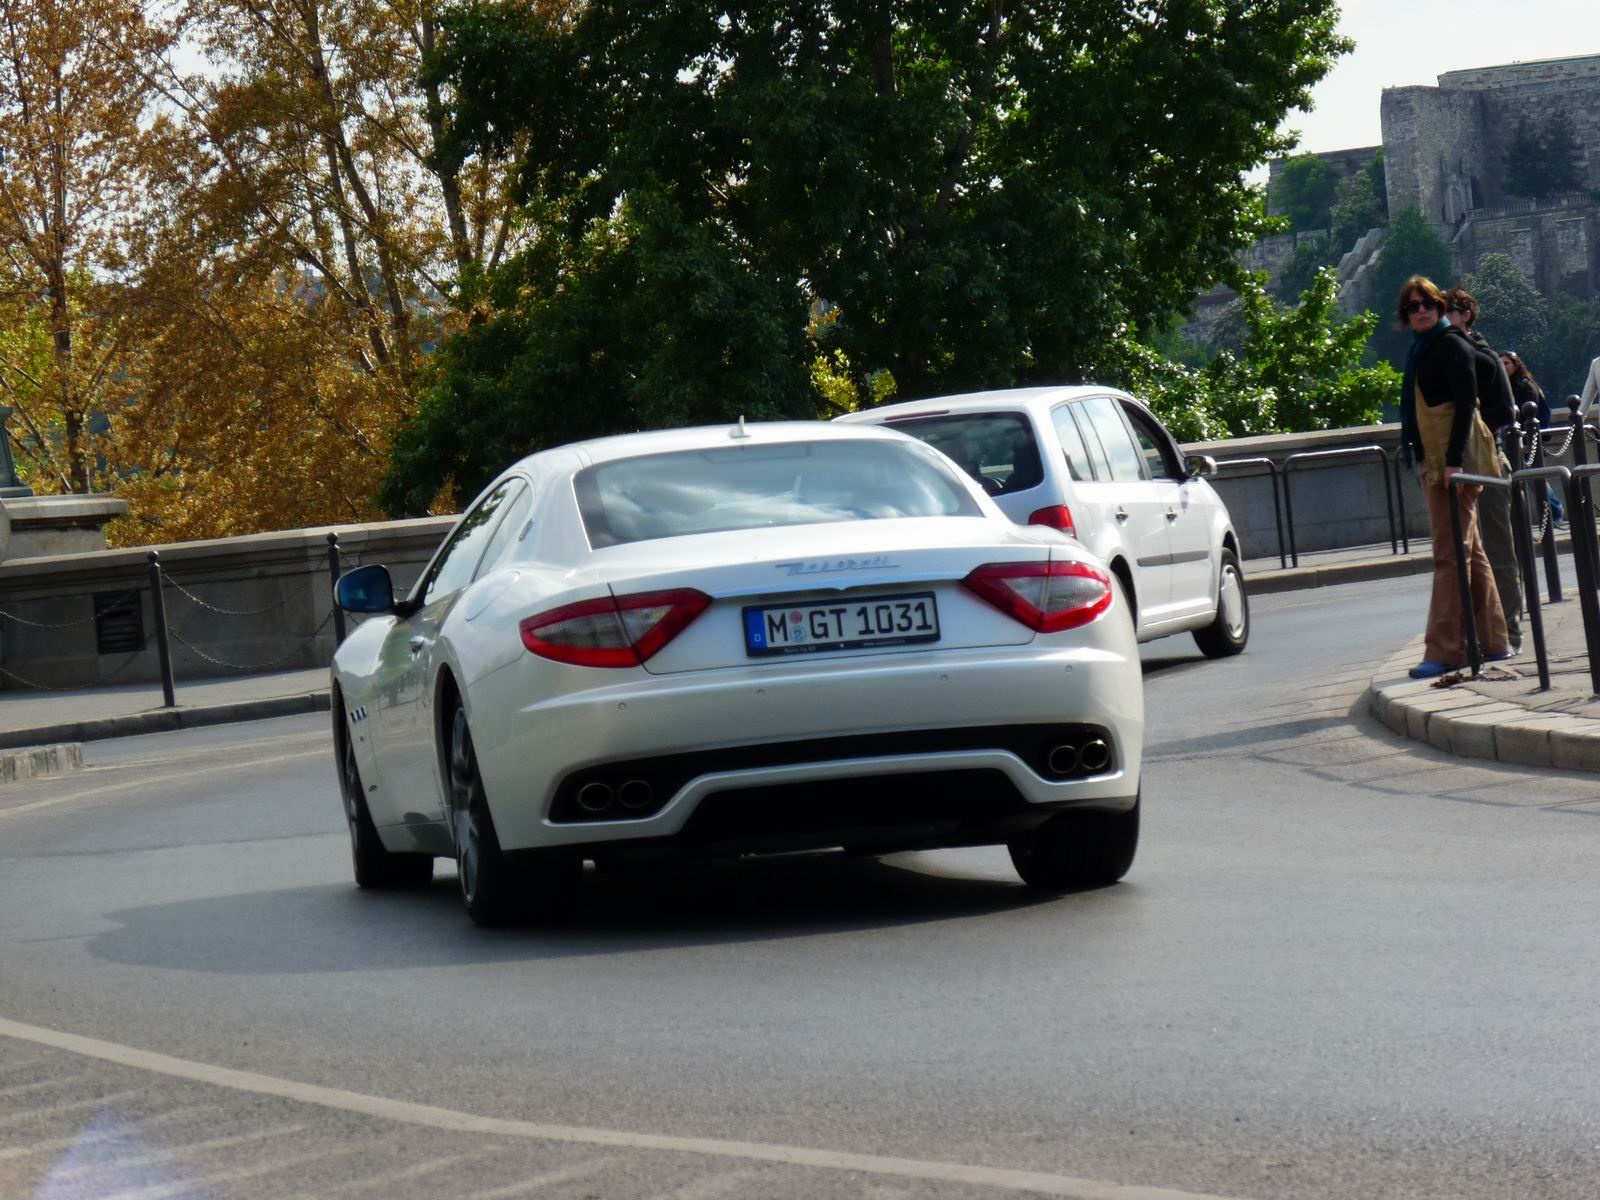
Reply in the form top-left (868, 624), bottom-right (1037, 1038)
top-left (1027, 505), bottom-right (1076, 536)
top-left (518, 589), bottom-right (711, 667)
top-left (961, 561), bottom-right (1112, 632)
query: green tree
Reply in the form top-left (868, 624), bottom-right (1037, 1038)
top-left (1107, 270), bottom-right (1394, 441)
top-left (1542, 111), bottom-right (1584, 195)
top-left (1529, 296), bottom-right (1600, 404)
top-left (1369, 207), bottom-right (1453, 368)
top-left (1501, 118), bottom-right (1545, 198)
top-left (1329, 150), bottom-right (1386, 250)
top-left (1275, 233), bottom-right (1334, 302)
top-left (386, 0), bottom-right (1349, 512)
top-left (1274, 154), bottom-right (1339, 232)
top-left (1461, 253), bottom-right (1547, 356)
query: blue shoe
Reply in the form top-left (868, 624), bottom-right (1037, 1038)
top-left (1409, 660), bottom-right (1451, 678)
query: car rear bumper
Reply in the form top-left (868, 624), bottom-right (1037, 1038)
top-left (470, 641), bottom-right (1143, 854)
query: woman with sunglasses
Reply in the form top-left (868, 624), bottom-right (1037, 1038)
top-left (1499, 350), bottom-right (1565, 526)
top-left (1396, 276), bottom-right (1509, 678)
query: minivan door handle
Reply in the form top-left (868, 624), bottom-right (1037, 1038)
top-left (409, 636), bottom-right (426, 656)
top-left (1166, 508), bottom-right (1178, 522)
top-left (1114, 507), bottom-right (1129, 523)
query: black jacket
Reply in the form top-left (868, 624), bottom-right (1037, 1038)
top-left (1465, 329), bottom-right (1516, 431)
top-left (1415, 327), bottom-right (1478, 468)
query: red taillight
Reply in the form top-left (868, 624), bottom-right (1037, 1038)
top-left (518, 589), bottom-right (711, 667)
top-left (962, 560), bottom-right (1112, 632)
top-left (1027, 505), bottom-right (1076, 536)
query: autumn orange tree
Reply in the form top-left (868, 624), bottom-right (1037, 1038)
top-left (0, 0), bottom-right (177, 496)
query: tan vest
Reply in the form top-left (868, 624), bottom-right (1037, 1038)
top-left (1416, 383), bottom-right (1500, 487)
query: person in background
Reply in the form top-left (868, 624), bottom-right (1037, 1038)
top-left (1397, 276), bottom-right (1509, 678)
top-left (1581, 352), bottom-right (1600, 416)
top-left (1500, 350), bottom-right (1565, 529)
top-left (1442, 288), bottom-right (1522, 655)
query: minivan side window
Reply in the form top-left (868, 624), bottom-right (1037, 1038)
top-left (1049, 404), bottom-right (1095, 482)
top-left (1078, 396), bottom-right (1147, 483)
top-left (1121, 403), bottom-right (1183, 481)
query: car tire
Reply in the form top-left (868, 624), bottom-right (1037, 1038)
top-left (1007, 792), bottom-right (1139, 892)
top-left (447, 704), bottom-right (578, 926)
top-left (335, 706), bottom-right (433, 890)
top-left (1193, 548), bottom-right (1248, 658)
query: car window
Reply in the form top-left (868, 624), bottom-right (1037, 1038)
top-left (473, 480), bottom-right (533, 580)
top-left (1049, 404), bottom-right (1095, 482)
top-left (876, 412), bottom-right (1044, 496)
top-left (1067, 402), bottom-right (1111, 480)
top-left (1121, 402), bottom-right (1183, 480)
top-left (422, 480), bottom-right (520, 606)
top-left (1078, 396), bottom-right (1147, 483)
top-left (575, 439), bottom-right (981, 548)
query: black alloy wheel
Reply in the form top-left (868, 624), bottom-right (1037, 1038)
top-left (336, 704), bottom-right (432, 890)
top-left (1008, 791), bottom-right (1140, 892)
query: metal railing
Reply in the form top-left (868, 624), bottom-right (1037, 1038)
top-left (1211, 457), bottom-right (1287, 569)
top-left (1280, 445), bottom-right (1405, 567)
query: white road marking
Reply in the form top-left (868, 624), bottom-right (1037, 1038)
top-left (0, 1087), bottom-right (146, 1128)
top-left (0, 748), bottom-right (328, 821)
top-left (0, 1074), bottom-right (81, 1098)
top-left (0, 1015), bottom-right (1256, 1200)
top-left (459, 1156), bottom-right (621, 1200)
top-left (93, 1140), bottom-right (379, 1200)
top-left (45, 1122), bottom-right (307, 1181)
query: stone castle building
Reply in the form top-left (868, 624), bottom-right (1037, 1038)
top-left (1244, 52), bottom-right (1600, 313)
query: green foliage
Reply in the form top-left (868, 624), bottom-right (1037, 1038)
top-left (1329, 150), bottom-right (1387, 250)
top-left (386, 0), bottom-right (1350, 512)
top-left (1105, 270), bottom-right (1393, 441)
top-left (1526, 296), bottom-right (1600, 404)
top-left (1503, 113), bottom-right (1585, 199)
top-left (1275, 233), bottom-right (1334, 302)
top-left (1461, 253), bottom-right (1547, 355)
top-left (1367, 207), bottom-right (1453, 368)
top-left (1274, 154), bottom-right (1339, 232)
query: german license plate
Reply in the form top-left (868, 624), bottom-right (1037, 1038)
top-left (743, 592), bottom-right (940, 657)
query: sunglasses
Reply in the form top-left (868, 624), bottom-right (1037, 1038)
top-left (1404, 298), bottom-right (1435, 314)
top-left (1447, 305), bottom-right (1471, 314)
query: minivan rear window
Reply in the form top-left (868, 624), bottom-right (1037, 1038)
top-left (879, 412), bottom-right (1044, 497)
top-left (575, 439), bottom-right (982, 548)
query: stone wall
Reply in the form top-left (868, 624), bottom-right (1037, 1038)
top-left (1461, 204), bottom-right (1598, 299)
top-left (1440, 56), bottom-right (1600, 90)
top-left (1380, 85), bottom-right (1486, 224)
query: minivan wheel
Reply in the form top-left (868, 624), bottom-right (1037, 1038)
top-left (1193, 548), bottom-right (1248, 658)
top-left (1008, 792), bottom-right (1139, 892)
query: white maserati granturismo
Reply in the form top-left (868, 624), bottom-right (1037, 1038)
top-left (331, 422), bottom-right (1145, 924)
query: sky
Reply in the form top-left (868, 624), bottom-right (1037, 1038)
top-left (1281, 1), bottom-right (1600, 155)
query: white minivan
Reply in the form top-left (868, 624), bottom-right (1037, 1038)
top-left (840, 386), bottom-right (1248, 657)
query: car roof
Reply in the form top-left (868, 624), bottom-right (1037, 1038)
top-left (522, 420), bottom-right (910, 470)
top-left (837, 385), bottom-right (1135, 422)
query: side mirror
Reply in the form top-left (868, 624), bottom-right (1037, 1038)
top-left (335, 564), bottom-right (396, 614)
top-left (1185, 454), bottom-right (1218, 480)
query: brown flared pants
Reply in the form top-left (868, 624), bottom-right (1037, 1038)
top-left (1423, 480), bottom-right (1509, 666)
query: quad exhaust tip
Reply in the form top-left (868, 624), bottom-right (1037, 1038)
top-left (1079, 738), bottom-right (1111, 774)
top-left (576, 782), bottom-right (614, 814)
top-left (618, 779), bottom-right (655, 810)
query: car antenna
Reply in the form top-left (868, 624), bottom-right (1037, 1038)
top-left (730, 415), bottom-right (750, 440)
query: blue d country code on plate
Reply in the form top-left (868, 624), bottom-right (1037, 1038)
top-left (743, 592), bottom-right (940, 656)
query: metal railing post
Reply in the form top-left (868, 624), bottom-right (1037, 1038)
top-left (326, 532), bottom-right (347, 646)
top-left (1560, 469), bottom-right (1600, 696)
top-left (1212, 457), bottom-right (1287, 570)
top-left (1569, 396), bottom-right (1598, 582)
top-left (1280, 446), bottom-right (1401, 567)
top-left (147, 550), bottom-right (176, 708)
top-left (1521, 402), bottom-right (1562, 602)
top-left (1390, 451), bottom-right (1410, 555)
top-left (1446, 475), bottom-right (1482, 677)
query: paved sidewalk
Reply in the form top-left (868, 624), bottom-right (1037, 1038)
top-left (0, 667), bottom-right (330, 752)
top-left (1367, 560), bottom-right (1600, 773)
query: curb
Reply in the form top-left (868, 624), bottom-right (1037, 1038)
top-left (1365, 641), bottom-right (1600, 773)
top-left (1249, 530), bottom-right (1576, 595)
top-left (0, 691), bottom-right (331, 752)
top-left (0, 742), bottom-right (84, 784)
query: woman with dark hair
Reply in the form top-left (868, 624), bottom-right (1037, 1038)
top-left (1397, 276), bottom-right (1509, 678)
top-left (1500, 350), bottom-right (1565, 525)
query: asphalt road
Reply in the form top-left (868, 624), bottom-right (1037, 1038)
top-left (3, 573), bottom-right (1599, 1200)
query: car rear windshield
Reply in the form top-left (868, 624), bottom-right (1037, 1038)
top-left (575, 440), bottom-right (982, 548)
top-left (877, 412), bottom-right (1044, 496)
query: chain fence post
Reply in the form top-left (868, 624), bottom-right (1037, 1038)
top-left (147, 550), bottom-right (176, 708)
top-left (1570, 396), bottom-right (1598, 582)
top-left (326, 532), bottom-right (347, 646)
